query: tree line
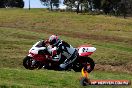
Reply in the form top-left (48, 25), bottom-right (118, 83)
top-left (0, 0), bottom-right (24, 8)
top-left (0, 0), bottom-right (131, 17)
top-left (40, 0), bottom-right (124, 11)
top-left (40, 0), bottom-right (132, 17)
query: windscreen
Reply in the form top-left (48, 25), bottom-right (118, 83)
top-left (35, 41), bottom-right (45, 47)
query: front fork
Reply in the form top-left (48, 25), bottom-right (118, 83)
top-left (31, 60), bottom-right (36, 66)
top-left (27, 54), bottom-right (36, 66)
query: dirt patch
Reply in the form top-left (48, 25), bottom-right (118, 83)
top-left (11, 33), bottom-right (39, 40)
top-left (1, 26), bottom-right (132, 44)
top-left (95, 64), bottom-right (132, 74)
top-left (27, 29), bottom-right (132, 45)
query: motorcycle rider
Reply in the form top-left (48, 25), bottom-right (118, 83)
top-left (47, 35), bottom-right (78, 70)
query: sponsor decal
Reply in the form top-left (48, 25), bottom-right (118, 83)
top-left (90, 80), bottom-right (130, 85)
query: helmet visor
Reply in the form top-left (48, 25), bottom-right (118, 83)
top-left (49, 39), bottom-right (56, 45)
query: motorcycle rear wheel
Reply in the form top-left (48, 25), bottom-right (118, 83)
top-left (73, 57), bottom-right (95, 73)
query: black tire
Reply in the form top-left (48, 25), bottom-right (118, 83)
top-left (85, 57), bottom-right (95, 73)
top-left (23, 56), bottom-right (38, 70)
top-left (72, 62), bottom-right (83, 72)
top-left (73, 57), bottom-right (95, 73)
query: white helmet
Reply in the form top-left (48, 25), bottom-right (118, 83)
top-left (48, 35), bottom-right (60, 46)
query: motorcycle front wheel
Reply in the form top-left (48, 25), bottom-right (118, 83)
top-left (23, 56), bottom-right (39, 70)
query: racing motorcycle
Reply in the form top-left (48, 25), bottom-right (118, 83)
top-left (23, 40), bottom-right (96, 73)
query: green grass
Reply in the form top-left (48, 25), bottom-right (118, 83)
top-left (0, 8), bottom-right (132, 87)
top-left (0, 68), bottom-right (131, 88)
